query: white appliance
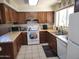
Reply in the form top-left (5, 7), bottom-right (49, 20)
top-left (67, 12), bottom-right (79, 59)
top-left (57, 36), bottom-right (67, 59)
top-left (27, 21), bottom-right (40, 45)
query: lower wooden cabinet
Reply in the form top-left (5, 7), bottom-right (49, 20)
top-left (40, 31), bottom-right (48, 43)
top-left (0, 32), bottom-right (26, 59)
top-left (47, 32), bottom-right (57, 54)
top-left (40, 31), bottom-right (57, 54)
top-left (21, 32), bottom-right (27, 45)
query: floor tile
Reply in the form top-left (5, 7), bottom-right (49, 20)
top-left (17, 44), bottom-right (59, 59)
top-left (16, 55), bottom-right (25, 59)
top-left (47, 57), bottom-right (59, 59)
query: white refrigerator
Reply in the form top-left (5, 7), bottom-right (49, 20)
top-left (67, 12), bottom-right (79, 59)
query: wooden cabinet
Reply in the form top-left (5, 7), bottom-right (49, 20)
top-left (40, 31), bottom-right (57, 54)
top-left (0, 33), bottom-right (23, 59)
top-left (8, 7), bottom-right (17, 23)
top-left (47, 32), bottom-right (57, 54)
top-left (40, 31), bottom-right (48, 43)
top-left (47, 12), bottom-right (54, 24)
top-left (37, 12), bottom-right (47, 23)
top-left (0, 3), bottom-right (17, 24)
top-left (4, 5), bottom-right (10, 23)
top-left (0, 4), bottom-right (6, 24)
top-left (17, 12), bottom-right (26, 24)
top-left (0, 7), bottom-right (3, 24)
top-left (25, 12), bottom-right (54, 23)
top-left (21, 32), bottom-right (27, 45)
top-left (0, 3), bottom-right (54, 24)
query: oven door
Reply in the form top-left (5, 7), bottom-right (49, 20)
top-left (27, 31), bottom-right (39, 45)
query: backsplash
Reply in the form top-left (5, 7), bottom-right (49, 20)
top-left (0, 23), bottom-right (54, 35)
top-left (39, 23), bottom-right (53, 29)
top-left (0, 24), bottom-right (11, 36)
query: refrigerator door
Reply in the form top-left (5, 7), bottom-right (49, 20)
top-left (69, 12), bottom-right (79, 44)
top-left (67, 40), bottom-right (79, 59)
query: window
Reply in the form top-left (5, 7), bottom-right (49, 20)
top-left (59, 9), bottom-right (67, 26)
top-left (55, 6), bottom-right (74, 27)
top-left (55, 11), bottom-right (59, 26)
top-left (67, 6), bottom-right (74, 26)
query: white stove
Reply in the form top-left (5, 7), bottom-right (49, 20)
top-left (27, 21), bottom-right (40, 45)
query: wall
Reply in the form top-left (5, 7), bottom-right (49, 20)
top-left (0, 0), bottom-right (5, 3)
top-left (0, 24), bottom-right (10, 36)
top-left (52, 0), bottom-right (74, 11)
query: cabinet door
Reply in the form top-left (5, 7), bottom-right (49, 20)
top-left (17, 13), bottom-right (26, 24)
top-left (0, 4), bottom-right (6, 24)
top-left (4, 6), bottom-right (10, 23)
top-left (47, 12), bottom-right (54, 24)
top-left (8, 8), bottom-right (13, 22)
top-left (37, 12), bottom-right (47, 23)
top-left (21, 32), bottom-right (27, 45)
top-left (47, 32), bottom-right (57, 53)
top-left (40, 31), bottom-right (47, 43)
top-left (0, 9), bottom-right (2, 24)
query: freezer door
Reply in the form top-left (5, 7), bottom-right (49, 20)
top-left (69, 13), bottom-right (79, 43)
top-left (67, 40), bottom-right (79, 59)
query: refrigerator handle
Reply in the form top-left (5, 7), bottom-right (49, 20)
top-left (69, 39), bottom-right (79, 46)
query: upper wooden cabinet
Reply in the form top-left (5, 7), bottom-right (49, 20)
top-left (0, 4), bottom-right (6, 24)
top-left (17, 12), bottom-right (26, 24)
top-left (37, 12), bottom-right (47, 23)
top-left (17, 12), bottom-right (54, 23)
top-left (26, 12), bottom-right (54, 23)
top-left (7, 6), bottom-right (17, 23)
top-left (47, 12), bottom-right (54, 24)
top-left (0, 3), bottom-right (17, 24)
top-left (0, 3), bottom-right (54, 24)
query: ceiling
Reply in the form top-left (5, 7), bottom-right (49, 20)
top-left (4, 0), bottom-right (61, 11)
top-left (14, 0), bottom-right (59, 6)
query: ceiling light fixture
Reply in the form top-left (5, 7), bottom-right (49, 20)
top-left (29, 0), bottom-right (38, 6)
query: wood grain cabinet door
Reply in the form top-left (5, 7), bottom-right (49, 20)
top-left (4, 6), bottom-right (10, 23)
top-left (40, 31), bottom-right (47, 43)
top-left (47, 12), bottom-right (54, 24)
top-left (47, 32), bottom-right (57, 53)
top-left (21, 32), bottom-right (27, 45)
top-left (0, 9), bottom-right (2, 24)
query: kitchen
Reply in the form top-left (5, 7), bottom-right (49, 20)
top-left (0, 0), bottom-right (78, 59)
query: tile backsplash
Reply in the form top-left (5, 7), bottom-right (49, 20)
top-left (39, 23), bottom-right (53, 29)
top-left (0, 24), bottom-right (11, 36)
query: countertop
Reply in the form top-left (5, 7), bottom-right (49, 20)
top-left (0, 32), bottom-right (21, 43)
top-left (0, 29), bottom-right (68, 44)
top-left (48, 30), bottom-right (68, 44)
top-left (40, 29), bottom-right (68, 44)
top-left (40, 29), bottom-right (57, 32)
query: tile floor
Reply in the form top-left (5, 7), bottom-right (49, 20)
top-left (16, 44), bottom-right (59, 59)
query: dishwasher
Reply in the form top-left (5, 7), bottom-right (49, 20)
top-left (57, 38), bottom-right (67, 59)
